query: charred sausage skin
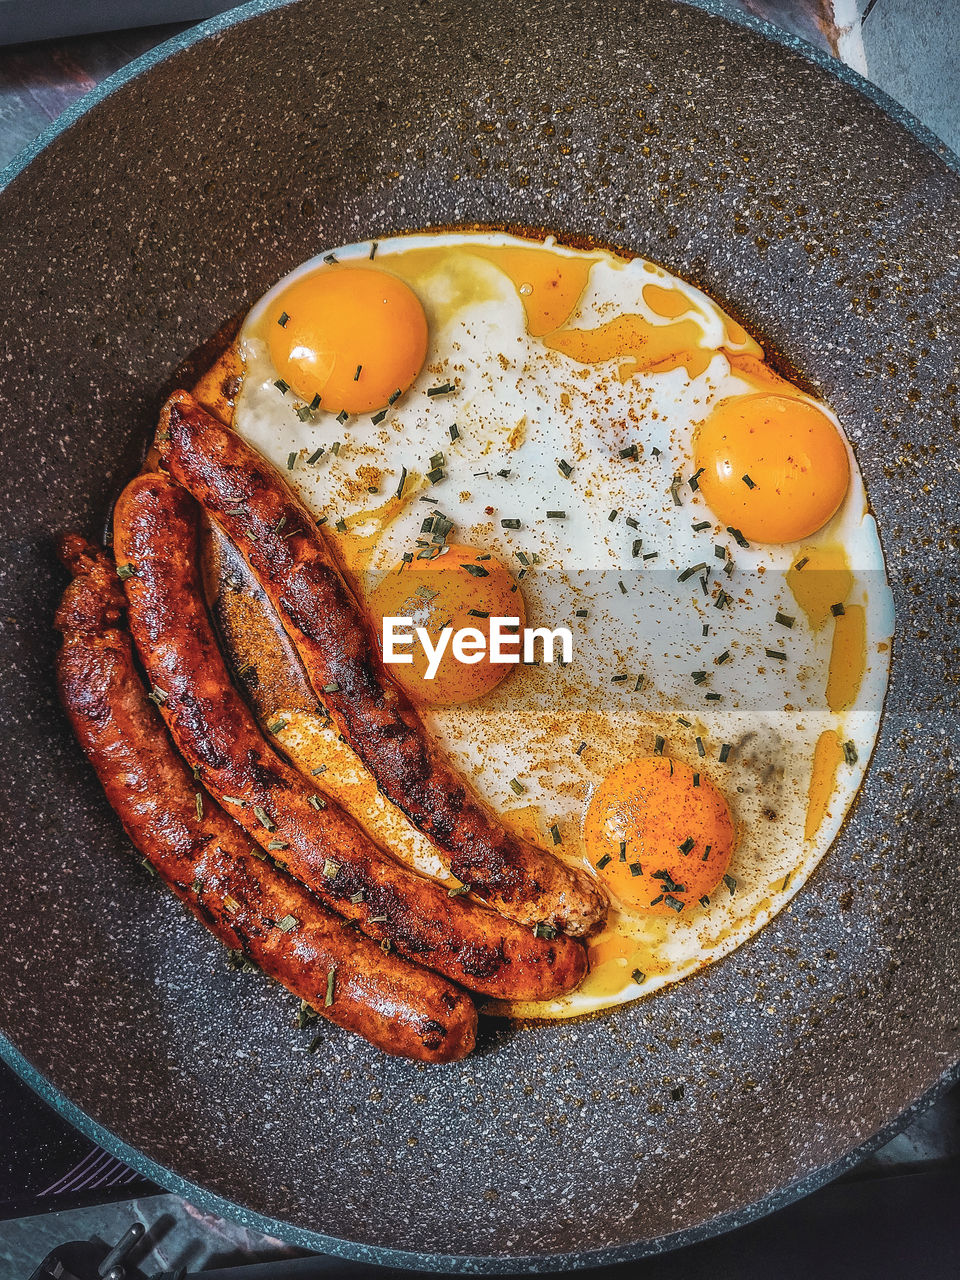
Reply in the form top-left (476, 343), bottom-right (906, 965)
top-left (157, 391), bottom-right (607, 937)
top-left (54, 536), bottom-right (476, 1063)
top-left (113, 472), bottom-right (588, 1000)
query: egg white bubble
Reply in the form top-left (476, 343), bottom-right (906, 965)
top-left (233, 231), bottom-right (894, 1018)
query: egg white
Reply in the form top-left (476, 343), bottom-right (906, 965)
top-left (231, 231), bottom-right (894, 1018)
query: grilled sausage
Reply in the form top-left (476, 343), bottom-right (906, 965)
top-left (113, 473), bottom-right (588, 999)
top-left (54, 536), bottom-right (476, 1063)
top-left (157, 391), bottom-right (607, 937)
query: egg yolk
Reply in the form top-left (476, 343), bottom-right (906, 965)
top-left (694, 393), bottom-right (850, 544)
top-left (367, 545), bottom-right (525, 705)
top-left (583, 756), bottom-right (734, 916)
top-left (267, 266), bottom-right (428, 415)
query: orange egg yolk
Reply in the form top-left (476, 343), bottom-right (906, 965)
top-left (694, 393), bottom-right (850, 544)
top-left (583, 756), bottom-right (735, 917)
top-left (367, 545), bottom-right (525, 705)
top-left (267, 266), bottom-right (428, 415)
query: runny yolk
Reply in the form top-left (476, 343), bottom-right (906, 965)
top-left (266, 266), bottom-right (428, 414)
top-left (826, 604), bottom-right (866, 712)
top-left (786, 547), bottom-right (865, 711)
top-left (467, 245), bottom-right (597, 337)
top-left (787, 545), bottom-right (854, 629)
top-left (805, 729), bottom-right (844, 840)
top-left (367, 544), bottom-right (526, 705)
top-left (544, 313), bottom-right (716, 379)
top-left (694, 393), bottom-right (850, 544)
top-left (583, 756), bottom-right (735, 917)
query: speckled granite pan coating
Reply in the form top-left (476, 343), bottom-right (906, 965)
top-left (0, 0), bottom-right (958, 1270)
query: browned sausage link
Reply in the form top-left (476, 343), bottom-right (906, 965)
top-left (54, 536), bottom-right (476, 1064)
top-left (113, 474), bottom-right (588, 999)
top-left (157, 392), bottom-right (607, 937)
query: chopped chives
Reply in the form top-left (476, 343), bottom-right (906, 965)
top-left (741, 474), bottom-right (756, 489)
top-left (596, 854), bottom-right (612, 870)
top-left (776, 611), bottom-right (796, 628)
top-left (843, 740), bottom-right (858, 764)
top-left (307, 447), bottom-right (324, 464)
top-left (501, 518), bottom-right (521, 530)
top-left (427, 382), bottom-right (455, 396)
top-left (678, 562), bottom-right (707, 583)
top-left (550, 824), bottom-right (562, 846)
top-left (765, 648), bottom-right (787, 661)
top-left (831, 602), bottom-right (846, 616)
top-left (719, 743), bottom-right (732, 763)
top-left (547, 510), bottom-right (566, 519)
top-left (287, 451), bottom-right (297, 470)
top-left (277, 311), bottom-right (289, 327)
top-left (654, 735), bottom-right (665, 755)
top-left (274, 379), bottom-right (289, 394)
top-left (557, 458), bottom-right (573, 477)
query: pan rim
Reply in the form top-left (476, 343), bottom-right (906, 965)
top-left (2, 1034), bottom-right (957, 1271)
top-left (1, 0), bottom-right (957, 1269)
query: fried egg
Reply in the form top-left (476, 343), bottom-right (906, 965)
top-left (225, 230), bottom-right (894, 1019)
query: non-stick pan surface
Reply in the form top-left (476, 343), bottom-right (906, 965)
top-left (0, 0), bottom-right (958, 1269)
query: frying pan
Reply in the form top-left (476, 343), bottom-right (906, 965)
top-left (0, 0), bottom-right (958, 1269)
